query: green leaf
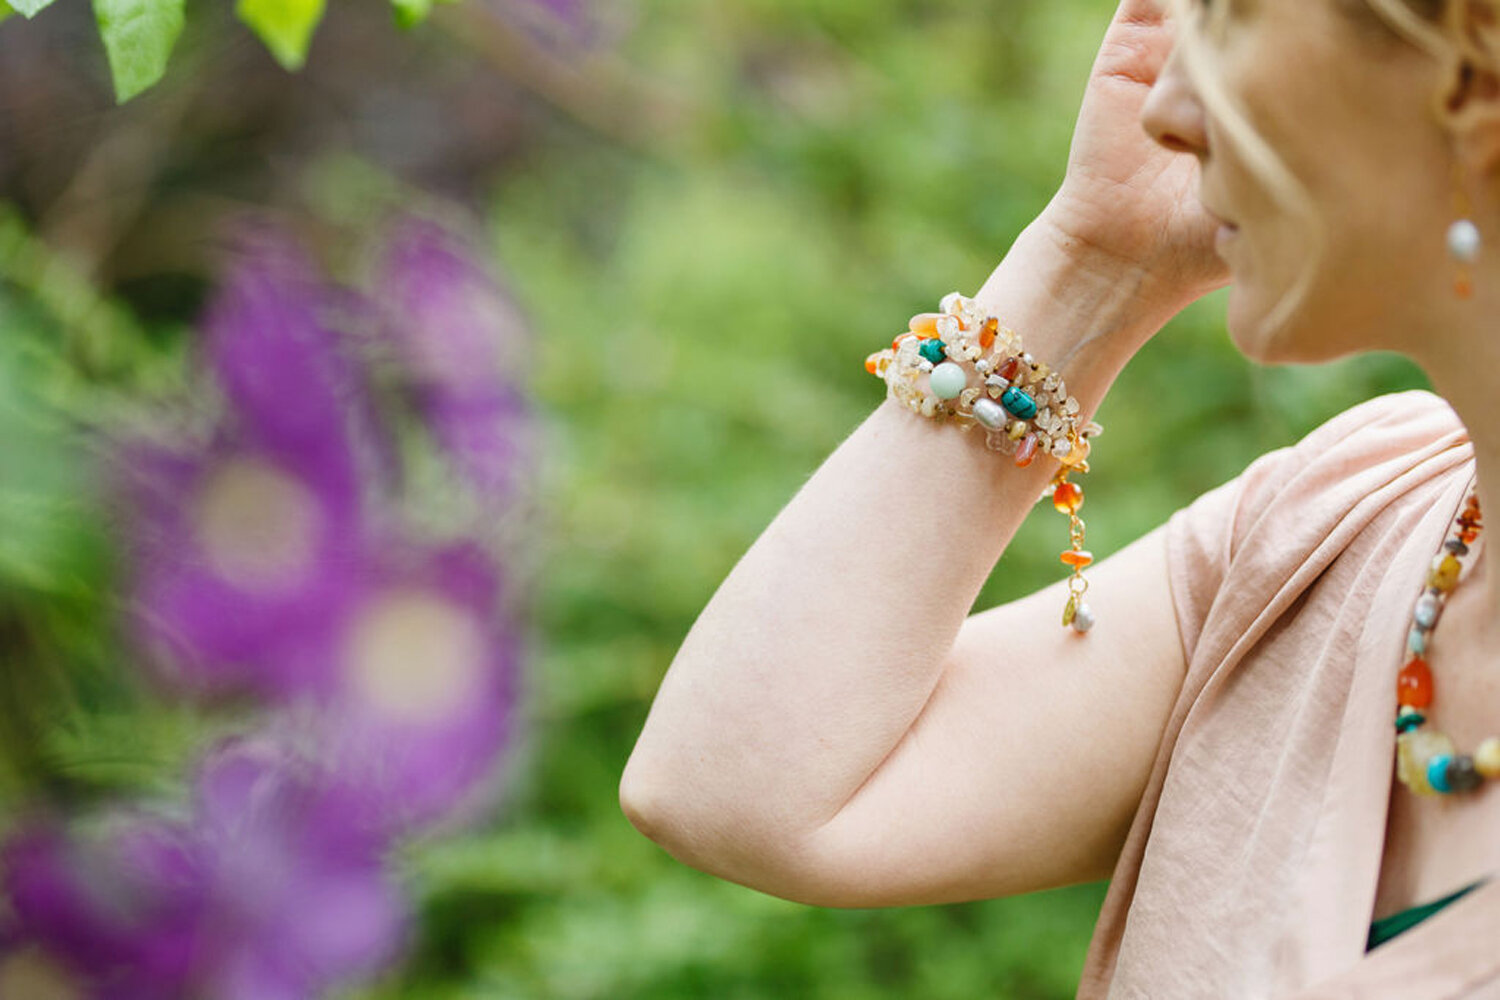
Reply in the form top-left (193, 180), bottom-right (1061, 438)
top-left (0, 310), bottom-right (96, 595)
top-left (236, 0), bottom-right (326, 71)
top-left (92, 0), bottom-right (185, 103)
top-left (390, 0), bottom-right (431, 29)
top-left (390, 0), bottom-right (455, 30)
top-left (8, 0), bottom-right (57, 18)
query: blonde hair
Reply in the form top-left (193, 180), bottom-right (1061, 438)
top-left (1166, 0), bottom-right (1488, 342)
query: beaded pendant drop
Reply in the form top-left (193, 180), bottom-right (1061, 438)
top-left (1394, 477), bottom-right (1500, 795)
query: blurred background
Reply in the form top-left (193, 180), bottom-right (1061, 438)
top-left (0, 0), bottom-right (1429, 997)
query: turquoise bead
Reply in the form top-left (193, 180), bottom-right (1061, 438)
top-left (1395, 711), bottom-right (1426, 734)
top-left (919, 339), bottom-right (948, 365)
top-left (1001, 387), bottom-right (1037, 420)
top-left (1428, 754), bottom-right (1454, 793)
top-left (929, 361), bottom-right (967, 400)
top-left (1408, 626), bottom-right (1427, 655)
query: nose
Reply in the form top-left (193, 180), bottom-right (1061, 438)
top-left (1140, 46), bottom-right (1208, 156)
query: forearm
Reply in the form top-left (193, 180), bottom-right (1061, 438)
top-left (620, 216), bottom-right (1178, 886)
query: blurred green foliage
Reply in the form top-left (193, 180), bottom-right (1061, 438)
top-left (0, 0), bottom-right (1432, 996)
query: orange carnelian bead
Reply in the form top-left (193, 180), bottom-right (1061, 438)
top-left (1456, 275), bottom-right (1475, 299)
top-left (998, 356), bottom-right (1022, 382)
top-left (1014, 433), bottom-right (1038, 467)
top-left (980, 317), bottom-right (998, 351)
top-left (1060, 549), bottom-right (1094, 569)
top-left (1397, 656), bottom-right (1434, 708)
top-left (908, 313), bottom-right (942, 336)
top-left (865, 353), bottom-right (881, 375)
top-left (1052, 480), bottom-right (1083, 515)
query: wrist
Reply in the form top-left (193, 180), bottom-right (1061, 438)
top-left (971, 216), bottom-right (1179, 406)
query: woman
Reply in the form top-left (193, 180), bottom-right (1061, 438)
top-left (621, 0), bottom-right (1500, 994)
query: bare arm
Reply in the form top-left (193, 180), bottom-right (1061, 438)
top-left (620, 0), bottom-right (1229, 907)
top-left (619, 218), bottom-right (1182, 905)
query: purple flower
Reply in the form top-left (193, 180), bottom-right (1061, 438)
top-left (190, 740), bottom-right (407, 999)
top-left (374, 217), bottom-right (531, 500)
top-left (423, 391), bottom-right (530, 502)
top-left (2, 741), bottom-right (408, 999)
top-left (124, 437), bottom-right (365, 700)
top-left (123, 235), bottom-right (380, 699)
top-left (3, 816), bottom-right (207, 997)
top-left (204, 231), bottom-right (375, 501)
top-left (317, 544), bottom-right (519, 832)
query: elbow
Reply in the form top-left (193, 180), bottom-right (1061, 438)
top-left (617, 755), bottom-right (862, 909)
top-left (618, 754), bottom-right (671, 847)
top-left (618, 747), bottom-right (712, 861)
top-left (618, 754), bottom-right (734, 880)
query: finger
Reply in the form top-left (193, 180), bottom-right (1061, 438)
top-left (1111, 0), bottom-right (1171, 28)
top-left (1092, 0), bottom-right (1178, 89)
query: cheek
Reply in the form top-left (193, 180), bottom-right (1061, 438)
top-left (1225, 211), bottom-right (1424, 365)
top-left (1223, 140), bottom-right (1437, 358)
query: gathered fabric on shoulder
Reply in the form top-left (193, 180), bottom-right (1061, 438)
top-left (1076, 389), bottom-right (1500, 1000)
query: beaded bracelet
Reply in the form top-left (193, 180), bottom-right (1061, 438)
top-left (864, 292), bottom-right (1102, 633)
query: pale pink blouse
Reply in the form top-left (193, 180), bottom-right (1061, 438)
top-left (1076, 390), bottom-right (1500, 999)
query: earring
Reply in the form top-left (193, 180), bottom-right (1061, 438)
top-left (1449, 161), bottom-right (1482, 299)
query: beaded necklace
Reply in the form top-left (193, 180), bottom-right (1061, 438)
top-left (1395, 471), bottom-right (1500, 795)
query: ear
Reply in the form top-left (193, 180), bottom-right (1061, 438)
top-left (1437, 5), bottom-right (1500, 179)
top-left (1440, 0), bottom-right (1500, 121)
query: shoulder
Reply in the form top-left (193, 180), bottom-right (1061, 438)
top-left (1284, 389), bottom-right (1460, 464)
top-left (1163, 390), bottom-right (1469, 661)
top-left (1206, 389), bottom-right (1464, 552)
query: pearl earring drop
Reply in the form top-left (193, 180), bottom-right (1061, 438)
top-left (1448, 219), bottom-right (1482, 263)
top-left (1449, 163), bottom-right (1481, 299)
top-left (1448, 219), bottom-right (1481, 299)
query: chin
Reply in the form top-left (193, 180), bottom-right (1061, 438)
top-left (1224, 286), bottom-right (1295, 364)
top-left (1222, 279), bottom-right (1368, 366)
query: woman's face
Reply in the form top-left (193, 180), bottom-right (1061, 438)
top-left (1141, 0), bottom-right (1456, 363)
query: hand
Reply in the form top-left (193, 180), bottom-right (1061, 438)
top-left (1040, 0), bottom-right (1229, 315)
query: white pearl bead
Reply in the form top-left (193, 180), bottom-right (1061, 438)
top-left (1448, 219), bottom-right (1482, 263)
top-left (1071, 602), bottom-right (1095, 633)
top-left (972, 397), bottom-right (1006, 430)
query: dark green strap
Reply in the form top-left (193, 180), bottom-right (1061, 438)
top-left (1366, 876), bottom-right (1491, 952)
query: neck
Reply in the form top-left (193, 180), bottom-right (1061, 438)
top-left (1410, 286), bottom-right (1500, 631)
